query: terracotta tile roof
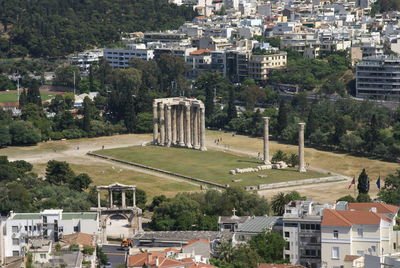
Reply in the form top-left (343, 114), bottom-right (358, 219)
top-left (190, 49), bottom-right (213, 55)
top-left (183, 239), bottom-right (210, 248)
top-left (189, 263), bottom-right (218, 268)
top-left (127, 252), bottom-right (165, 267)
top-left (157, 257), bottom-right (184, 267)
top-left (258, 264), bottom-right (306, 268)
top-left (163, 247), bottom-right (180, 253)
top-left (59, 232), bottom-right (95, 248)
top-left (322, 209), bottom-right (391, 227)
top-left (344, 255), bottom-right (363, 261)
top-left (348, 203), bottom-right (399, 214)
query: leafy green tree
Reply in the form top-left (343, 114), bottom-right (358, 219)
top-left (356, 193), bottom-right (371, 202)
top-left (26, 79), bottom-right (42, 106)
top-left (230, 244), bottom-right (261, 268)
top-left (287, 153), bottom-right (299, 167)
top-left (227, 88), bottom-right (237, 123)
top-left (0, 74), bottom-right (16, 91)
top-left (336, 195), bottom-right (356, 203)
top-left (305, 107), bottom-right (317, 139)
top-left (135, 112), bottom-right (153, 133)
top-left (9, 121), bottom-right (41, 145)
top-left (357, 169), bottom-right (370, 194)
top-left (0, 125), bottom-right (11, 147)
top-left (19, 89), bottom-right (28, 107)
top-left (53, 66), bottom-right (80, 89)
top-left (45, 160), bottom-right (75, 185)
top-left (69, 173), bottom-right (93, 192)
top-left (82, 97), bottom-right (95, 132)
top-left (271, 192), bottom-right (287, 216)
top-left (332, 117), bottom-right (346, 145)
top-left (378, 170), bottom-right (400, 205)
top-left (340, 133), bottom-right (363, 152)
top-left (364, 114), bottom-right (380, 152)
top-left (149, 195), bottom-right (169, 211)
top-left (248, 231), bottom-right (286, 263)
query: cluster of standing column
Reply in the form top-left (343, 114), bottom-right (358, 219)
top-left (153, 98), bottom-right (206, 151)
top-left (262, 117), bottom-right (306, 172)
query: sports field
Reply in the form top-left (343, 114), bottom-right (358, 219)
top-left (0, 90), bottom-right (63, 103)
top-left (95, 145), bottom-right (327, 188)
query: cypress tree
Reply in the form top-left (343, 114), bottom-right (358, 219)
top-left (357, 168), bottom-right (370, 194)
top-left (305, 107), bottom-right (316, 139)
top-left (89, 65), bottom-right (94, 92)
top-left (276, 100), bottom-right (288, 137)
top-left (227, 87), bottom-right (237, 123)
top-left (19, 89), bottom-right (28, 107)
top-left (82, 97), bottom-right (92, 133)
top-left (27, 80), bottom-right (42, 106)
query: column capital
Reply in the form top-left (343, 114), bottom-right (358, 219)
top-left (263, 117), bottom-right (270, 122)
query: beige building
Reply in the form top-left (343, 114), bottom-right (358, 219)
top-left (248, 52), bottom-right (287, 81)
top-left (321, 204), bottom-right (400, 268)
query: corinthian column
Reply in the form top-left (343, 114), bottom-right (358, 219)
top-left (200, 107), bottom-right (207, 151)
top-left (159, 104), bottom-right (165, 145)
top-left (171, 106), bottom-right (176, 145)
top-left (185, 105), bottom-right (192, 148)
top-left (263, 117), bottom-right (270, 164)
top-left (152, 102), bottom-right (158, 144)
top-left (298, 123), bottom-right (306, 173)
top-left (193, 107), bottom-right (200, 149)
top-left (179, 106), bottom-right (185, 146)
top-left (166, 105), bottom-right (172, 147)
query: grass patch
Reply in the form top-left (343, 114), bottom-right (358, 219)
top-left (95, 146), bottom-right (327, 188)
top-left (0, 91), bottom-right (62, 103)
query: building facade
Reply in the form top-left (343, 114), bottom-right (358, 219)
top-left (4, 210), bottom-right (99, 257)
top-left (248, 51), bottom-right (287, 81)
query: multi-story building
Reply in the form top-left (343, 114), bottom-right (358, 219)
top-left (248, 51), bottom-right (287, 82)
top-left (4, 210), bottom-right (99, 257)
top-left (69, 49), bottom-right (103, 73)
top-left (104, 44), bottom-right (154, 68)
top-left (321, 207), bottom-right (399, 268)
top-left (186, 49), bottom-right (213, 79)
top-left (356, 55), bottom-right (400, 99)
top-left (283, 200), bottom-right (333, 268)
top-left (143, 32), bottom-right (189, 44)
top-left (280, 32), bottom-right (319, 55)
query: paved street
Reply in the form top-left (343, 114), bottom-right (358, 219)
top-left (101, 245), bottom-right (127, 268)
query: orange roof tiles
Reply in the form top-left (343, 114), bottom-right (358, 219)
top-left (348, 203), bottom-right (399, 214)
top-left (190, 49), bottom-right (214, 55)
top-left (322, 209), bottom-right (391, 227)
top-left (183, 239), bottom-right (210, 248)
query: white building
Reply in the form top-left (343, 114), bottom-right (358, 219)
top-left (321, 204), bottom-right (400, 268)
top-left (104, 44), bottom-right (154, 68)
top-left (69, 50), bottom-right (103, 73)
top-left (4, 210), bottom-right (99, 257)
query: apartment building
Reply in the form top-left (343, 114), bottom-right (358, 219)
top-left (248, 51), bottom-right (287, 81)
top-left (356, 55), bottom-right (400, 99)
top-left (186, 49), bottom-right (213, 79)
top-left (283, 200), bottom-right (333, 268)
top-left (280, 32), bottom-right (319, 55)
top-left (104, 44), bottom-right (154, 68)
top-left (4, 210), bottom-right (99, 257)
top-left (321, 208), bottom-right (399, 268)
top-left (69, 49), bottom-right (103, 72)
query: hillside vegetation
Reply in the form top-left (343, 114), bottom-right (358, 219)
top-left (0, 0), bottom-right (196, 58)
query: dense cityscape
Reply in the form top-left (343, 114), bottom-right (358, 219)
top-left (1, 0), bottom-right (400, 268)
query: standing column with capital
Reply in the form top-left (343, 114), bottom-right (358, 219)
top-left (185, 105), bottom-right (192, 148)
top-left (108, 190), bottom-right (113, 208)
top-left (263, 117), bottom-right (271, 164)
top-left (97, 191), bottom-right (101, 208)
top-left (132, 189), bottom-right (136, 207)
top-left (193, 107), bottom-right (200, 149)
top-left (200, 107), bottom-right (207, 151)
top-left (171, 106), bottom-right (176, 145)
top-left (152, 102), bottom-right (159, 144)
top-left (179, 106), bottom-right (185, 146)
top-left (166, 105), bottom-right (172, 147)
top-left (159, 104), bottom-right (165, 145)
top-left (298, 123), bottom-right (306, 172)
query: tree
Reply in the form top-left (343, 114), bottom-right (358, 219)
top-left (276, 100), bottom-right (288, 137)
top-left (248, 231), bottom-right (286, 263)
top-left (271, 192), bottom-right (287, 216)
top-left (271, 150), bottom-right (287, 163)
top-left (45, 160), bottom-right (75, 185)
top-left (9, 121), bottom-right (41, 145)
top-left (378, 170), bottom-right (400, 205)
top-left (364, 114), bottom-right (380, 152)
top-left (53, 66), bottom-right (80, 89)
top-left (336, 195), bottom-right (356, 203)
top-left (0, 74), bottom-right (16, 91)
top-left (357, 169), bottom-right (370, 194)
top-left (340, 133), bottom-right (363, 152)
top-left (227, 88), bottom-right (237, 123)
top-left (69, 173), bottom-right (93, 191)
top-left (0, 125), bottom-right (11, 147)
top-left (356, 193), bottom-right (371, 202)
top-left (305, 107), bottom-right (317, 139)
top-left (287, 153), bottom-right (299, 167)
top-left (82, 97), bottom-right (95, 132)
top-left (26, 79), bottom-right (42, 106)
top-left (332, 116), bottom-right (346, 145)
top-left (19, 89), bottom-right (28, 107)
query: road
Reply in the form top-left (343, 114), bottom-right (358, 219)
top-left (101, 245), bottom-right (127, 268)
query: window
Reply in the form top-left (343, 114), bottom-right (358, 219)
top-left (12, 226), bottom-right (19, 233)
top-left (12, 251), bottom-right (19, 257)
top-left (285, 242), bottom-right (290, 250)
top-left (357, 250), bottom-right (364, 256)
top-left (24, 226), bottom-right (28, 231)
top-left (371, 246), bottom-right (376, 253)
top-left (333, 230), bottom-right (339, 239)
top-left (40, 254), bottom-right (46, 259)
top-left (73, 226), bottom-right (79, 232)
top-left (285, 232), bottom-right (290, 238)
top-left (394, 243), bottom-right (397, 250)
top-left (332, 247), bottom-right (339, 259)
top-left (357, 228), bottom-right (363, 237)
top-left (12, 238), bottom-right (19, 246)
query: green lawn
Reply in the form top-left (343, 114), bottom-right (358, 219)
top-left (95, 146), bottom-right (327, 188)
top-left (0, 91), bottom-right (61, 103)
